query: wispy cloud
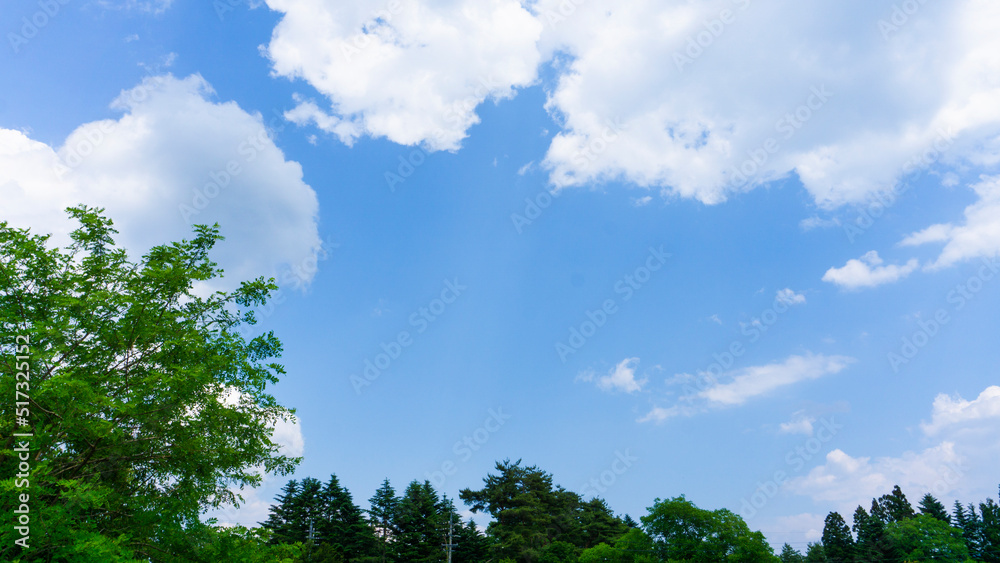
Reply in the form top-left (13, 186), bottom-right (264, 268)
top-left (640, 353), bottom-right (853, 423)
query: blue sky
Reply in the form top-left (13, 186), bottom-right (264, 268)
top-left (3, 0), bottom-right (1000, 551)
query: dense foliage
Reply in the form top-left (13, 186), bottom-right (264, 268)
top-left (1, 208), bottom-right (299, 561)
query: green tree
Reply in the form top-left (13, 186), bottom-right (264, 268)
top-left (395, 480), bottom-right (444, 562)
top-left (872, 485), bottom-right (915, 524)
top-left (820, 512), bottom-right (853, 563)
top-left (803, 542), bottom-right (827, 563)
top-left (885, 513), bottom-right (972, 562)
top-left (779, 543), bottom-right (805, 563)
top-left (0, 208), bottom-right (299, 560)
top-left (316, 474), bottom-right (377, 561)
top-left (982, 495), bottom-right (1000, 563)
top-left (460, 459), bottom-right (580, 562)
top-left (640, 495), bottom-right (778, 562)
top-left (368, 479), bottom-right (399, 563)
top-left (852, 504), bottom-right (891, 563)
top-left (918, 493), bottom-right (951, 525)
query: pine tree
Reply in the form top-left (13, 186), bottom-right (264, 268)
top-left (804, 542), bottom-right (828, 562)
top-left (317, 474), bottom-right (376, 561)
top-left (369, 479), bottom-right (400, 563)
top-left (262, 479), bottom-right (302, 544)
top-left (821, 511), bottom-right (854, 563)
top-left (919, 493), bottom-right (951, 524)
top-left (779, 543), bottom-right (805, 563)
top-left (979, 495), bottom-right (1000, 563)
top-left (874, 485), bottom-right (915, 523)
top-left (396, 480), bottom-right (444, 562)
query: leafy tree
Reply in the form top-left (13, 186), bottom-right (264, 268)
top-left (0, 207), bottom-right (299, 560)
top-left (820, 512), bottom-right (853, 563)
top-left (885, 514), bottom-right (972, 562)
top-left (918, 493), bottom-right (951, 525)
top-left (641, 495), bottom-right (778, 562)
top-left (577, 528), bottom-right (658, 563)
top-left (538, 540), bottom-right (577, 563)
top-left (779, 543), bottom-right (805, 563)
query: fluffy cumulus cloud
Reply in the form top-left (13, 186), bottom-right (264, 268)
top-left (921, 385), bottom-right (1000, 436)
top-left (266, 1), bottom-right (1000, 206)
top-left (786, 385), bottom-right (1000, 515)
top-left (0, 74), bottom-right (322, 291)
top-left (822, 251), bottom-right (919, 289)
top-left (901, 175), bottom-right (1000, 269)
top-left (640, 353), bottom-right (852, 423)
top-left (265, 0), bottom-right (543, 150)
top-left (578, 357), bottom-right (646, 394)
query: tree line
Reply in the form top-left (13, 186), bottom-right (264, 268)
top-left (258, 460), bottom-right (1000, 563)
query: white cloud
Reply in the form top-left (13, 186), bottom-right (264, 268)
top-left (266, 1), bottom-right (1000, 207)
top-left (265, 0), bottom-right (543, 150)
top-left (901, 175), bottom-right (1000, 269)
top-left (800, 216), bottom-right (840, 231)
top-left (579, 357), bottom-right (646, 394)
top-left (700, 353), bottom-right (852, 407)
top-left (921, 385), bottom-right (1000, 436)
top-left (779, 411), bottom-right (816, 435)
top-left (0, 74), bottom-right (322, 292)
top-left (785, 385), bottom-right (1000, 516)
top-left (776, 288), bottom-right (806, 305)
top-left (822, 251), bottom-right (919, 289)
top-left (785, 443), bottom-right (966, 514)
top-left (538, 0), bottom-right (1000, 205)
top-left (640, 353), bottom-right (852, 422)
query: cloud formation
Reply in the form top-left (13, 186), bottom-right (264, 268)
top-left (822, 251), bottom-right (919, 290)
top-left (0, 74), bottom-right (322, 291)
top-left (901, 175), bottom-right (1000, 269)
top-left (640, 353), bottom-right (852, 423)
top-left (265, 0), bottom-right (1000, 208)
top-left (266, 0), bottom-right (543, 151)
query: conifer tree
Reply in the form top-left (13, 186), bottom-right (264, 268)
top-left (821, 512), bottom-right (854, 563)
